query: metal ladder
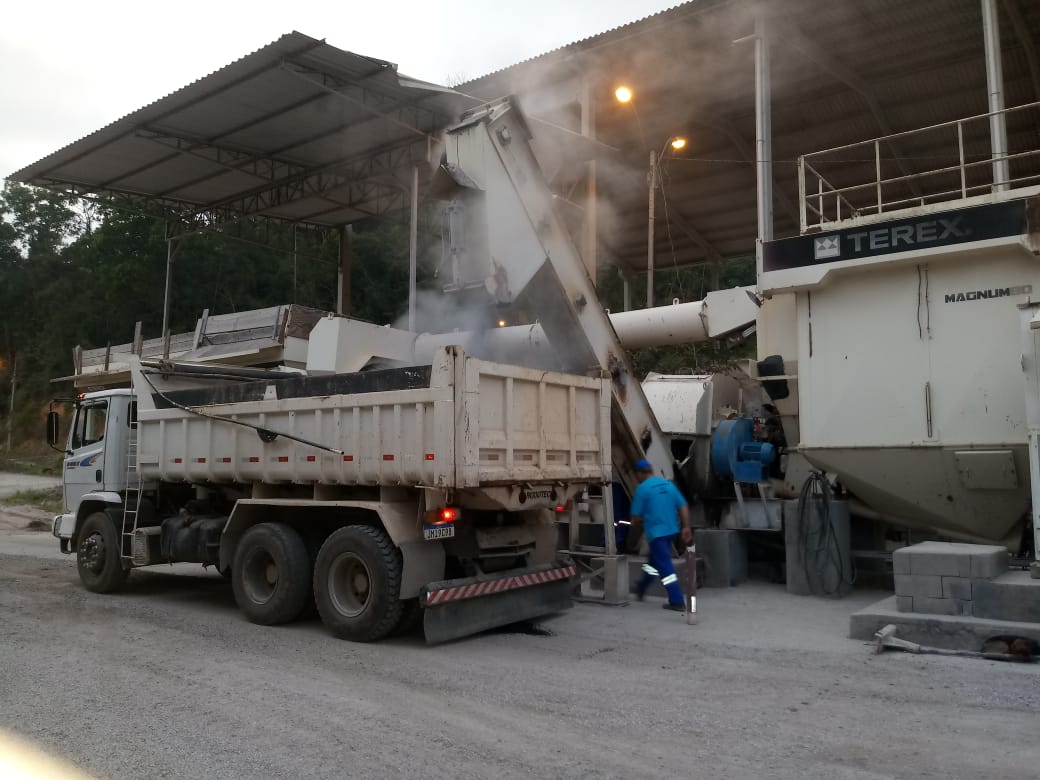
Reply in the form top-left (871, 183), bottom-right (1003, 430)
top-left (120, 411), bottom-right (143, 561)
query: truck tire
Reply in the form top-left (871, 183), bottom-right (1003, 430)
top-left (232, 522), bottom-right (311, 626)
top-left (313, 525), bottom-right (403, 642)
top-left (77, 511), bottom-right (130, 593)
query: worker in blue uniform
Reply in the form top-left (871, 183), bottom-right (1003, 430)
top-left (630, 459), bottom-right (692, 611)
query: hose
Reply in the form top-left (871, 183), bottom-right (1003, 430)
top-left (797, 472), bottom-right (855, 596)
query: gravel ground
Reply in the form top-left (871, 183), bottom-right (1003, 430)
top-left (2, 536), bottom-right (1039, 780)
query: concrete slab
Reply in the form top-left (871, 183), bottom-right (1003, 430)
top-left (849, 595), bottom-right (1040, 652)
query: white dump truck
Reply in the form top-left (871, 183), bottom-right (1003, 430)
top-left (49, 346), bottom-right (610, 643)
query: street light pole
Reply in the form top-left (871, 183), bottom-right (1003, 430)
top-left (647, 148), bottom-right (656, 309)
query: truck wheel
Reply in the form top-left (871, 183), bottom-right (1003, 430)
top-left (77, 512), bottom-right (129, 593)
top-left (313, 525), bottom-right (403, 642)
top-left (232, 523), bottom-right (311, 625)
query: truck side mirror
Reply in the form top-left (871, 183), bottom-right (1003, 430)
top-left (46, 411), bottom-right (60, 447)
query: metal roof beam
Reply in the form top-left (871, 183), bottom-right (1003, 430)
top-left (280, 61), bottom-right (440, 139)
top-left (779, 20), bottom-right (923, 198)
top-left (100, 62), bottom-right (396, 190)
top-left (1002, 0), bottom-right (1040, 101)
top-left (138, 130), bottom-right (300, 187)
top-left (102, 94), bottom-right (332, 189)
top-left (189, 138), bottom-right (423, 224)
top-left (154, 83), bottom-right (444, 200)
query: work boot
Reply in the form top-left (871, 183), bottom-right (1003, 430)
top-left (662, 603), bottom-right (684, 612)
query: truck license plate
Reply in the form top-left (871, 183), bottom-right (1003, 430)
top-left (423, 525), bottom-right (455, 541)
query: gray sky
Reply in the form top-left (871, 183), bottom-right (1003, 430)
top-left (1, 0), bottom-right (679, 178)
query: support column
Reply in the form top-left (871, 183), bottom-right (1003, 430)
top-left (580, 78), bottom-right (599, 283)
top-left (408, 165), bottom-right (419, 331)
top-left (161, 229), bottom-right (175, 359)
top-left (982, 0), bottom-right (1010, 191)
top-left (647, 149), bottom-right (657, 309)
top-left (754, 12), bottom-right (774, 244)
top-left (337, 225), bottom-right (352, 316)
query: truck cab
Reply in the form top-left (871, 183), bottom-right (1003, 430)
top-left (51, 389), bottom-right (136, 552)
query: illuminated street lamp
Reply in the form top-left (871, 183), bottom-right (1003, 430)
top-left (614, 85), bottom-right (633, 104)
top-left (647, 135), bottom-right (690, 307)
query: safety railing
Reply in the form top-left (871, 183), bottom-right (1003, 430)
top-left (798, 101), bottom-right (1040, 232)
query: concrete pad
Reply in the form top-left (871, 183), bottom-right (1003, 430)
top-left (849, 595), bottom-right (1040, 652)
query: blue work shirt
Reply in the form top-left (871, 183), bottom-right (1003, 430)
top-left (630, 476), bottom-right (687, 541)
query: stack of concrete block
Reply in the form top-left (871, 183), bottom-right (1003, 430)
top-left (893, 541), bottom-right (1007, 616)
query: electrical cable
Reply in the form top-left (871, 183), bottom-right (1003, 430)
top-left (797, 471), bottom-right (855, 596)
top-left (137, 369), bottom-right (344, 455)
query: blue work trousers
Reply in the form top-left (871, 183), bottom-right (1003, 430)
top-left (637, 534), bottom-right (684, 605)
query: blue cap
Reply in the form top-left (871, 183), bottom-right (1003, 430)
top-left (634, 458), bottom-right (653, 472)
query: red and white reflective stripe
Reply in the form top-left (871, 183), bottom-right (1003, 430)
top-left (424, 565), bottom-right (576, 606)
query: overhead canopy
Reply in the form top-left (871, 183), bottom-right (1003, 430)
top-left (9, 32), bottom-right (473, 228)
top-left (463, 0), bottom-right (1040, 273)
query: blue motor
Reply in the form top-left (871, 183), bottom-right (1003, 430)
top-left (711, 417), bottom-right (776, 484)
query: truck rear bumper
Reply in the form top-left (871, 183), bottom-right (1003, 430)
top-left (421, 561), bottom-right (576, 644)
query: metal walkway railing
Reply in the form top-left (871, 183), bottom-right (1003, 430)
top-left (798, 101), bottom-right (1040, 232)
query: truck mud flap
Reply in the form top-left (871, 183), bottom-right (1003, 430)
top-left (421, 562), bottom-right (576, 645)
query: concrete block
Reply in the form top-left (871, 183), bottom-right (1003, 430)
top-left (894, 573), bottom-right (942, 599)
top-left (895, 596), bottom-right (914, 613)
top-left (906, 542), bottom-right (973, 577)
top-left (912, 596), bottom-right (959, 616)
top-left (973, 572), bottom-right (1040, 622)
top-left (892, 548), bottom-right (911, 575)
top-left (970, 546), bottom-right (1008, 579)
top-left (941, 576), bottom-right (973, 601)
top-left (695, 529), bottom-right (747, 588)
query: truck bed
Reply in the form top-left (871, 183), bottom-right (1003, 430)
top-left (134, 346), bottom-right (611, 490)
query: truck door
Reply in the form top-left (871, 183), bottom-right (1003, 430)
top-left (63, 400), bottom-right (109, 514)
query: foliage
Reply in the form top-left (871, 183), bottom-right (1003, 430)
top-left (0, 181), bottom-right (437, 451)
top-left (1, 486), bottom-right (64, 514)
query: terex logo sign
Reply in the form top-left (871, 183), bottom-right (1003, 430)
top-left (846, 216), bottom-right (971, 253)
top-left (762, 200), bottom-right (1027, 274)
top-left (811, 217), bottom-right (972, 262)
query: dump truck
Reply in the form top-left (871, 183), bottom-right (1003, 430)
top-left (49, 346), bottom-right (610, 643)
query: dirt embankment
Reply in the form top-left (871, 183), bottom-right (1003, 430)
top-left (0, 472), bottom-right (63, 534)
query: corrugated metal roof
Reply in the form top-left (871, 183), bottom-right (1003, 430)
top-left (10, 32), bottom-right (474, 227)
top-left (463, 0), bottom-right (1040, 272)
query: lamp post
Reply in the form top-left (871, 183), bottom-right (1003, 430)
top-left (646, 136), bottom-right (688, 309)
top-left (614, 84), bottom-right (688, 308)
